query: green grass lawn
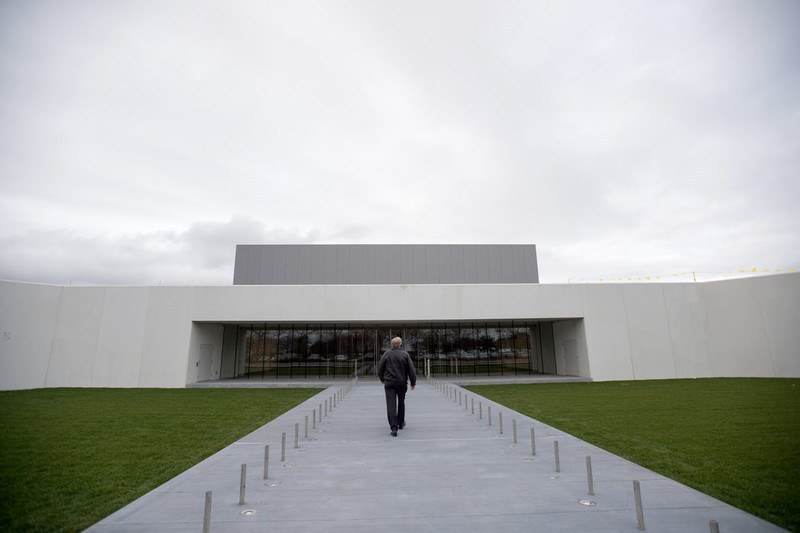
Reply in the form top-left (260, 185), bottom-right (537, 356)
top-left (0, 387), bottom-right (321, 533)
top-left (467, 378), bottom-right (800, 532)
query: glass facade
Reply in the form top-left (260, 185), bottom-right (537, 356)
top-left (225, 321), bottom-right (557, 379)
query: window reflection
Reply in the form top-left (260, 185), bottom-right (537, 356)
top-left (233, 321), bottom-right (556, 379)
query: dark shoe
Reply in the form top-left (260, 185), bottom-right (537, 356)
top-left (398, 422), bottom-right (406, 430)
top-left (391, 425), bottom-right (398, 437)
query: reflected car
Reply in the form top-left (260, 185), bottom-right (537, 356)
top-left (335, 354), bottom-right (348, 361)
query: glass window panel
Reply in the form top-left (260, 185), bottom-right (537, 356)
top-left (240, 326), bottom-right (259, 378)
top-left (349, 326), bottom-right (364, 377)
top-left (486, 325), bottom-right (501, 375)
top-left (403, 326), bottom-right (419, 367)
top-left (540, 321), bottom-right (557, 374)
top-left (513, 324), bottom-right (531, 374)
top-left (275, 326), bottom-right (293, 378)
top-left (499, 325), bottom-right (513, 375)
top-left (363, 328), bottom-right (377, 376)
top-left (260, 327), bottom-right (277, 378)
top-left (293, 327), bottom-right (308, 361)
top-left (319, 327), bottom-right (335, 377)
top-left (307, 325), bottom-right (322, 378)
top-left (417, 325), bottom-right (429, 357)
top-left (459, 324), bottom-right (477, 376)
top-left (223, 320), bottom-right (559, 380)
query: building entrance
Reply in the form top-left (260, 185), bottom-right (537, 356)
top-left (222, 320), bottom-right (556, 380)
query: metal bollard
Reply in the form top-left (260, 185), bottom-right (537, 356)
top-left (531, 427), bottom-right (536, 456)
top-left (324, 401), bottom-right (328, 417)
top-left (305, 415), bottom-right (309, 438)
top-left (709, 519), bottom-right (720, 533)
top-left (239, 464), bottom-right (246, 505)
top-left (488, 406), bottom-right (492, 426)
top-left (202, 490), bottom-right (212, 533)
top-left (294, 423), bottom-right (299, 449)
top-left (634, 480), bottom-right (645, 530)
top-left (586, 456), bottom-right (594, 495)
top-left (459, 390), bottom-right (462, 405)
top-left (313, 409), bottom-right (317, 429)
top-left (281, 432), bottom-right (286, 462)
top-left (471, 397), bottom-right (475, 415)
top-left (263, 445), bottom-right (269, 480)
top-left (554, 440), bottom-right (560, 472)
top-left (499, 412), bottom-right (503, 434)
top-left (479, 402), bottom-right (483, 420)
top-left (319, 403), bottom-right (323, 422)
top-left (512, 419), bottom-right (517, 444)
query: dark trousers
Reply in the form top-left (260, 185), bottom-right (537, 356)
top-left (384, 381), bottom-right (408, 429)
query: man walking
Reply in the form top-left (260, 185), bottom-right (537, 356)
top-left (377, 336), bottom-right (417, 437)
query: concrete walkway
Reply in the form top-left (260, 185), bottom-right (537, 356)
top-left (87, 380), bottom-right (784, 532)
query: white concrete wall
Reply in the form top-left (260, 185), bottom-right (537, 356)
top-left (1, 273), bottom-right (798, 390)
top-left (701, 275), bottom-right (800, 377)
top-left (552, 320), bottom-right (588, 377)
top-left (0, 282), bottom-right (62, 390)
top-left (0, 282), bottom-right (196, 390)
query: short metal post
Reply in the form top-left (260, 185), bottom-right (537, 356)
top-left (479, 402), bottom-right (483, 420)
top-left (202, 490), bottom-right (212, 533)
top-left (263, 445), bottom-right (269, 479)
top-left (459, 390), bottom-right (462, 405)
top-left (554, 440), bottom-right (560, 472)
top-left (281, 432), bottom-right (286, 462)
top-left (531, 427), bottom-right (536, 456)
top-left (512, 419), bottom-right (517, 443)
top-left (488, 406), bottom-right (492, 426)
top-left (586, 455), bottom-right (594, 495)
top-left (313, 409), bottom-right (317, 429)
top-left (634, 480), bottom-right (645, 530)
top-left (239, 464), bottom-right (246, 505)
top-left (709, 519), bottom-right (719, 533)
top-left (324, 401), bottom-right (328, 417)
top-left (319, 403), bottom-right (323, 422)
top-left (305, 415), bottom-right (309, 438)
top-left (294, 423), bottom-right (299, 449)
top-left (333, 394), bottom-right (337, 409)
top-left (471, 397), bottom-right (474, 414)
top-left (499, 412), bottom-right (503, 434)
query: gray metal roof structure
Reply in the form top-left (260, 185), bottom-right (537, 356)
top-left (233, 244), bottom-right (539, 285)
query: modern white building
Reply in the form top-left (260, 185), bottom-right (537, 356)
top-left (1, 244), bottom-right (798, 391)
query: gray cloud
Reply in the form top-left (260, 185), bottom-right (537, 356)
top-left (0, 217), bottom-right (320, 285)
top-left (1, 0), bottom-right (798, 285)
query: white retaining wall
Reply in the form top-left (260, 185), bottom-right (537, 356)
top-left (1, 274), bottom-right (797, 390)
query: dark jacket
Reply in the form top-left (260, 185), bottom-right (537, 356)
top-left (377, 349), bottom-right (417, 386)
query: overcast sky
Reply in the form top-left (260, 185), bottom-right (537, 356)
top-left (1, 0), bottom-right (798, 286)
